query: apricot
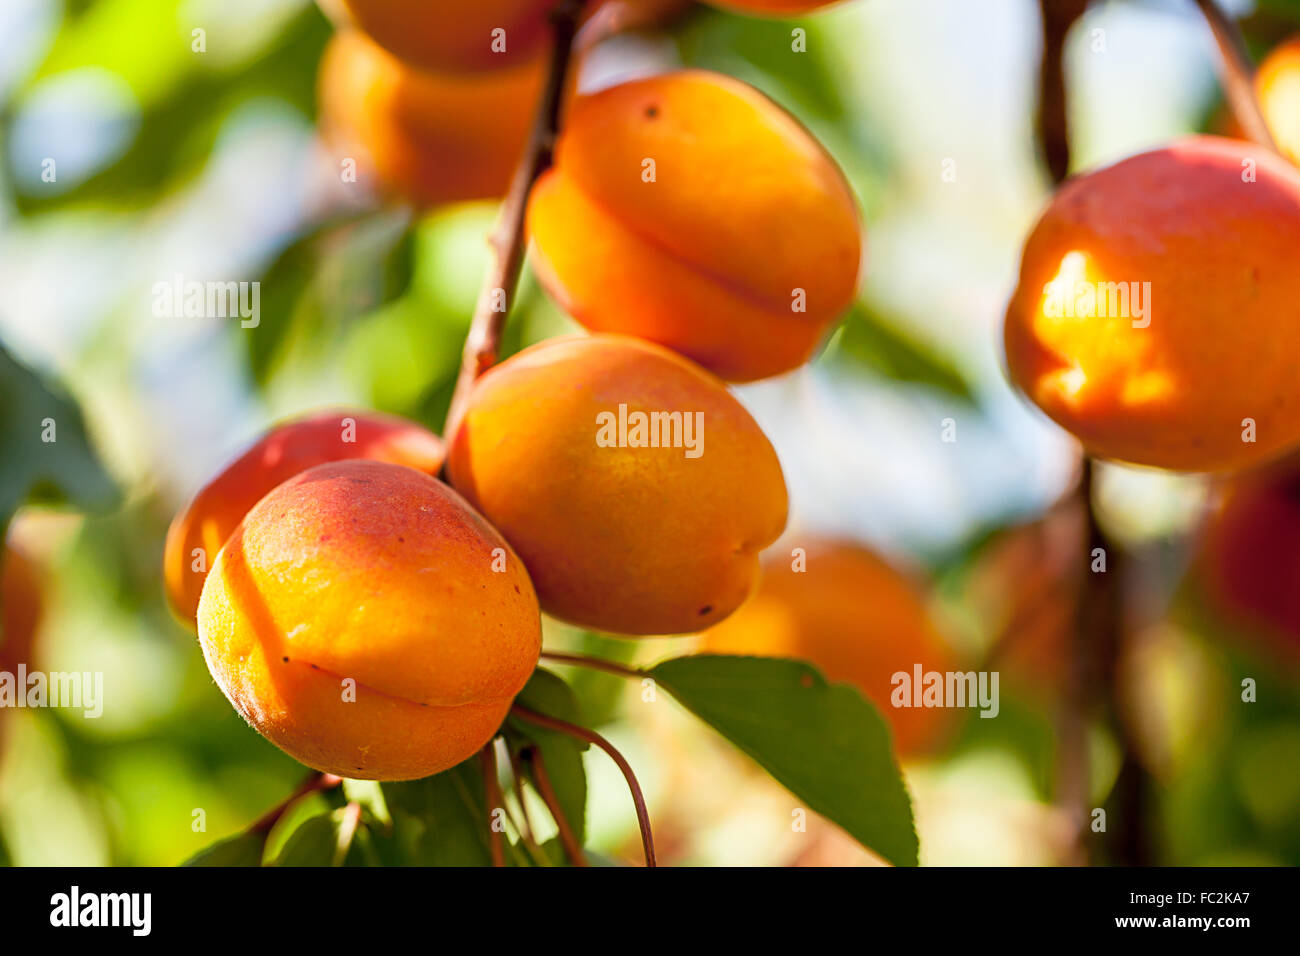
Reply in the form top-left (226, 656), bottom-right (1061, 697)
top-left (446, 334), bottom-right (788, 635)
top-left (1198, 457), bottom-right (1300, 663)
top-left (332, 0), bottom-right (554, 73)
top-left (0, 543), bottom-right (42, 676)
top-left (317, 30), bottom-right (546, 207)
top-left (164, 409), bottom-right (445, 629)
top-left (1004, 135), bottom-right (1300, 471)
top-left (527, 70), bottom-right (862, 382)
top-left (699, 540), bottom-right (955, 757)
top-left (197, 460), bottom-right (541, 780)
top-left (1257, 36), bottom-right (1300, 166)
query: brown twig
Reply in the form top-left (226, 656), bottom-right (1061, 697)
top-left (1191, 0), bottom-right (1279, 149)
top-left (249, 772), bottom-right (342, 836)
top-left (479, 743), bottom-right (507, 867)
top-left (525, 746), bottom-right (589, 867)
top-left (1036, 0), bottom-right (1088, 182)
top-left (514, 704), bottom-right (656, 867)
top-left (540, 649), bottom-right (645, 680)
top-left (444, 0), bottom-right (588, 438)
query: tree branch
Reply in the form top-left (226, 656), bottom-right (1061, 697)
top-left (1191, 0), bottom-right (1278, 149)
top-left (514, 704), bottom-right (656, 867)
top-left (524, 745), bottom-right (589, 867)
top-left (444, 0), bottom-right (588, 437)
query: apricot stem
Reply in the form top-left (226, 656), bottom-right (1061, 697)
top-left (513, 704), bottom-right (657, 868)
top-left (1035, 0), bottom-right (1088, 182)
top-left (1191, 0), bottom-right (1279, 150)
top-left (445, 0), bottom-right (588, 436)
top-left (523, 745), bottom-right (589, 867)
top-left (249, 772), bottom-right (342, 836)
top-left (539, 649), bottom-right (645, 680)
top-left (479, 744), bottom-right (507, 867)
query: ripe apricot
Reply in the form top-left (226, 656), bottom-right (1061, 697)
top-left (527, 70), bottom-right (862, 382)
top-left (1004, 135), bottom-right (1300, 471)
top-left (197, 460), bottom-right (541, 780)
top-left (699, 540), bottom-right (955, 757)
top-left (0, 543), bottom-right (42, 676)
top-left (317, 30), bottom-right (545, 207)
top-left (1198, 457), bottom-right (1300, 663)
top-left (446, 334), bottom-right (788, 635)
top-left (1257, 36), bottom-right (1300, 166)
top-left (332, 0), bottom-right (554, 73)
top-left (164, 409), bottom-right (444, 629)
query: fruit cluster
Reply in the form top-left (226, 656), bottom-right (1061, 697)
top-left (167, 0), bottom-right (885, 780)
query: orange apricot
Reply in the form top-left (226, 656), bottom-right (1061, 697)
top-left (699, 540), bottom-right (955, 758)
top-left (446, 334), bottom-right (788, 635)
top-left (197, 460), bottom-right (541, 780)
top-left (1004, 135), bottom-right (1300, 471)
top-left (332, 0), bottom-right (554, 73)
top-left (317, 30), bottom-right (545, 207)
top-left (1256, 36), bottom-right (1300, 166)
top-left (0, 543), bottom-right (42, 676)
top-left (527, 70), bottom-right (862, 382)
top-left (164, 409), bottom-right (444, 629)
top-left (1198, 457), bottom-right (1300, 663)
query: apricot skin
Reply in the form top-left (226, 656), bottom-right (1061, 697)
top-left (197, 460), bottom-right (541, 781)
top-left (1, 544), bottom-right (41, 675)
top-left (446, 334), bottom-right (789, 636)
top-left (527, 70), bottom-right (861, 382)
top-left (1004, 136), bottom-right (1300, 471)
top-left (164, 409), bottom-right (445, 630)
top-left (699, 541), bottom-right (954, 758)
top-left (1257, 36), bottom-right (1300, 166)
top-left (334, 0), bottom-right (554, 73)
top-left (317, 30), bottom-right (544, 207)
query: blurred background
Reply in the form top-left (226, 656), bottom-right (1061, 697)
top-left (2, 0), bottom-right (1299, 866)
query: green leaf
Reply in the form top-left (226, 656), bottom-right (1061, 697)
top-left (831, 305), bottom-right (976, 404)
top-left (272, 807), bottom-right (366, 867)
top-left (182, 829), bottom-right (267, 867)
top-left (0, 343), bottom-right (118, 522)
top-left (9, 4), bottom-right (331, 212)
top-left (244, 207), bottom-right (416, 385)
top-left (505, 668), bottom-right (590, 845)
top-left (650, 655), bottom-right (919, 867)
top-left (374, 758), bottom-right (497, 866)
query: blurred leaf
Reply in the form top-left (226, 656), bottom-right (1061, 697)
top-left (0, 343), bottom-right (117, 523)
top-left (246, 206), bottom-right (416, 385)
top-left (341, 778), bottom-right (392, 829)
top-left (182, 829), bottom-right (266, 867)
top-left (272, 807), bottom-right (367, 867)
top-left (9, 5), bottom-right (330, 211)
top-left (374, 758), bottom-right (495, 866)
top-left (650, 654), bottom-right (919, 867)
top-left (832, 305), bottom-right (976, 404)
top-left (505, 668), bottom-right (590, 844)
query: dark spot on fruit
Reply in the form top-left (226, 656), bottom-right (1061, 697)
top-left (698, 605), bottom-right (713, 615)
top-left (282, 656), bottom-right (290, 663)
top-left (645, 105), bottom-right (659, 119)
top-left (398, 536), bottom-right (405, 543)
top-left (514, 585), bottom-right (521, 594)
